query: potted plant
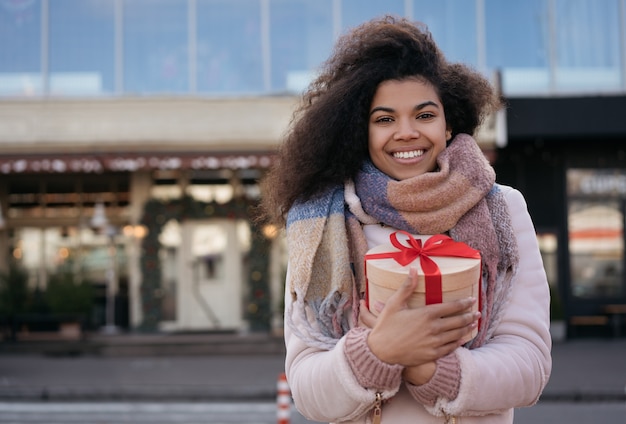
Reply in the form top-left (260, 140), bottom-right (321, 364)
top-left (0, 264), bottom-right (30, 340)
top-left (45, 271), bottom-right (94, 339)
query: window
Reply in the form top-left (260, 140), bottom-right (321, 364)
top-left (341, 0), bottom-right (404, 31)
top-left (196, 0), bottom-right (263, 94)
top-left (49, 0), bottom-right (115, 95)
top-left (486, 0), bottom-right (548, 94)
top-left (413, 0), bottom-right (478, 67)
top-left (0, 0), bottom-right (42, 95)
top-left (487, 0), bottom-right (623, 95)
top-left (568, 169), bottom-right (626, 299)
top-left (123, 0), bottom-right (188, 93)
top-left (269, 0), bottom-right (333, 93)
top-left (569, 200), bottom-right (624, 298)
top-left (553, 0), bottom-right (622, 92)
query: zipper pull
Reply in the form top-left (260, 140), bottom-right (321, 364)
top-left (444, 412), bottom-right (457, 424)
top-left (372, 392), bottom-right (382, 424)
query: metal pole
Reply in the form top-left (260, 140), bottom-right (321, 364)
top-left (102, 227), bottom-right (119, 334)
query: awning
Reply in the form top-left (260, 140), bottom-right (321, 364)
top-left (0, 152), bottom-right (276, 174)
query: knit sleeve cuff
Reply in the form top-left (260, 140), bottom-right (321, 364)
top-left (343, 327), bottom-right (404, 391)
top-left (405, 351), bottom-right (461, 406)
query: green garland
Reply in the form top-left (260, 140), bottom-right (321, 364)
top-left (139, 196), bottom-right (271, 332)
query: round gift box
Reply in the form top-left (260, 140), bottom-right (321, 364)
top-left (365, 234), bottom-right (481, 343)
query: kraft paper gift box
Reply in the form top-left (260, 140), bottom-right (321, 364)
top-left (365, 231), bottom-right (482, 344)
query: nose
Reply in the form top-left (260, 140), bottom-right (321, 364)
top-left (393, 118), bottom-right (419, 141)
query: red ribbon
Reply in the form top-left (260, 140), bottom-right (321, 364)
top-left (365, 232), bottom-right (481, 305)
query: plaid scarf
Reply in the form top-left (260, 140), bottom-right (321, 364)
top-left (285, 134), bottom-right (519, 350)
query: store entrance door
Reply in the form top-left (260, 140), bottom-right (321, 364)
top-left (177, 219), bottom-right (243, 331)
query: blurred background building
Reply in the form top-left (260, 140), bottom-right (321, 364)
top-left (0, 0), bottom-right (624, 339)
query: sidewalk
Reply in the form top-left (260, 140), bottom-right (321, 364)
top-left (540, 338), bottom-right (626, 401)
top-left (0, 333), bottom-right (624, 402)
top-left (0, 331), bottom-right (286, 357)
top-left (0, 332), bottom-right (286, 402)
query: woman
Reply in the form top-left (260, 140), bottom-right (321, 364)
top-left (261, 15), bottom-right (551, 423)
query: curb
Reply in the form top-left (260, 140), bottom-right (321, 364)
top-left (0, 333), bottom-right (286, 357)
top-left (539, 392), bottom-right (626, 403)
top-left (0, 386), bottom-right (278, 402)
top-left (1, 387), bottom-right (624, 403)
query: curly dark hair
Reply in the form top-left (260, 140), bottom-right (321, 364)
top-left (260, 15), bottom-right (502, 226)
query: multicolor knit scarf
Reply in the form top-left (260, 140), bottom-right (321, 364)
top-left (285, 134), bottom-right (519, 350)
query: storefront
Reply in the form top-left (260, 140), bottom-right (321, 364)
top-left (495, 96), bottom-right (626, 338)
top-left (0, 97), bottom-right (293, 337)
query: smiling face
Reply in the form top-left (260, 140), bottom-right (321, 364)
top-left (368, 78), bottom-right (451, 181)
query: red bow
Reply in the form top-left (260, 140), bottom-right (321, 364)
top-left (365, 232), bottom-right (481, 304)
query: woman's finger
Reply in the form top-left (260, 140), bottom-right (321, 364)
top-left (425, 296), bottom-right (477, 318)
top-left (358, 300), bottom-right (377, 329)
top-left (435, 321), bottom-right (478, 352)
top-left (378, 267), bottom-right (419, 314)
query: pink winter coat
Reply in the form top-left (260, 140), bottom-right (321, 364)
top-left (284, 186), bottom-right (552, 423)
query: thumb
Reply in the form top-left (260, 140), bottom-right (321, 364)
top-left (383, 267), bottom-right (418, 312)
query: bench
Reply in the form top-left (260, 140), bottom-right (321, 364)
top-left (603, 304), bottom-right (626, 338)
top-left (569, 315), bottom-right (609, 326)
top-left (1, 313), bottom-right (86, 341)
top-left (568, 315), bottom-right (609, 337)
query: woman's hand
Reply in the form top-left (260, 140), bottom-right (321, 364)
top-left (360, 267), bottom-right (479, 367)
top-left (403, 362), bottom-right (437, 386)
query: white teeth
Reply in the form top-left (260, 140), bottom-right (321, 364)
top-left (393, 150), bottom-right (424, 159)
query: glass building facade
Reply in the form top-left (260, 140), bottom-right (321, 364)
top-left (1, 0), bottom-right (625, 97)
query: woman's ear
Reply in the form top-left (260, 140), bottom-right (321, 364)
top-left (445, 129), bottom-right (454, 147)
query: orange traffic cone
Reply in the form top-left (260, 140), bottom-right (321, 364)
top-left (277, 372), bottom-right (291, 424)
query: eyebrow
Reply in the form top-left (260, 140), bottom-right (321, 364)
top-left (370, 100), bottom-right (439, 116)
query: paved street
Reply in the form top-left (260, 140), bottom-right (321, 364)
top-left (0, 400), bottom-right (623, 424)
top-left (0, 335), bottom-right (624, 423)
top-left (0, 401), bottom-right (314, 424)
top-left (0, 355), bottom-right (286, 401)
top-left (514, 402), bottom-right (626, 423)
